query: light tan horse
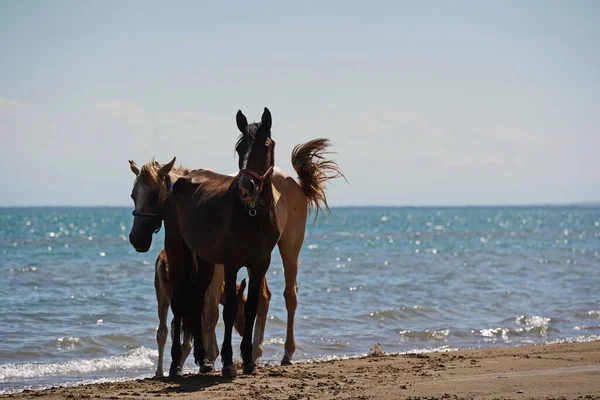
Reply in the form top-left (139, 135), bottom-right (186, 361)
top-left (152, 249), bottom-right (246, 377)
top-left (129, 137), bottom-right (343, 368)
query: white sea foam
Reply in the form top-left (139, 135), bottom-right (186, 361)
top-left (0, 347), bottom-right (156, 381)
top-left (399, 329), bottom-right (450, 341)
top-left (586, 310), bottom-right (600, 319)
top-left (480, 328), bottom-right (510, 339)
top-left (542, 335), bottom-right (600, 345)
top-left (0, 374), bottom-right (152, 395)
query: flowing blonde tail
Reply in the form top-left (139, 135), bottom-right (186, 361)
top-left (291, 138), bottom-right (346, 220)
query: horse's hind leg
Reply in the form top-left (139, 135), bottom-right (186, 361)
top-left (278, 237), bottom-right (302, 365)
top-left (180, 322), bottom-right (192, 370)
top-left (169, 309), bottom-right (183, 377)
top-left (192, 258), bottom-right (214, 371)
top-left (155, 296), bottom-right (169, 377)
top-left (252, 275), bottom-right (271, 361)
top-left (201, 265), bottom-right (223, 373)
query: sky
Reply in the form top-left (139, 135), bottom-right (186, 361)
top-left (1, 1), bottom-right (599, 207)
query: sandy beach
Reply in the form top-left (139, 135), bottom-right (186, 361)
top-left (3, 341), bottom-right (599, 400)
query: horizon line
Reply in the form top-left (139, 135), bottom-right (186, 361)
top-left (1, 202), bottom-right (599, 209)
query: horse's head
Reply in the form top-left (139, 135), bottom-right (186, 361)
top-left (128, 158), bottom-right (176, 252)
top-left (220, 278), bottom-right (247, 337)
top-left (235, 107), bottom-right (275, 205)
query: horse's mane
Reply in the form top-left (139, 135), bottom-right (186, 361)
top-left (138, 158), bottom-right (190, 186)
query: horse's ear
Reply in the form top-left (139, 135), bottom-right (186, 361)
top-left (129, 160), bottom-right (140, 175)
top-left (238, 278), bottom-right (247, 297)
top-left (158, 157), bottom-right (176, 178)
top-left (261, 107), bottom-right (272, 132)
top-left (236, 110), bottom-right (248, 134)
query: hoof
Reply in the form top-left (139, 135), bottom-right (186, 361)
top-left (168, 366), bottom-right (183, 378)
top-left (199, 361), bottom-right (214, 374)
top-left (221, 365), bottom-right (237, 378)
top-left (252, 346), bottom-right (263, 361)
top-left (243, 362), bottom-right (257, 375)
top-left (281, 357), bottom-right (293, 366)
top-left (154, 370), bottom-right (164, 378)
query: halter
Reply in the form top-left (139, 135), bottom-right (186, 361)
top-left (238, 141), bottom-right (275, 215)
top-left (131, 162), bottom-right (173, 234)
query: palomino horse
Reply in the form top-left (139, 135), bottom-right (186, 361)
top-left (152, 249), bottom-right (247, 377)
top-left (164, 107), bottom-right (344, 377)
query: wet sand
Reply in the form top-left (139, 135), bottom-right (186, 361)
top-left (3, 341), bottom-right (599, 400)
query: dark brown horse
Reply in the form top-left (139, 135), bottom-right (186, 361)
top-left (165, 107), bottom-right (279, 377)
top-left (128, 159), bottom-right (230, 377)
top-left (129, 159), bottom-right (254, 376)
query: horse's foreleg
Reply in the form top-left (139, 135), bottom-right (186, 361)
top-left (279, 242), bottom-right (300, 366)
top-left (155, 297), bottom-right (169, 377)
top-left (252, 275), bottom-right (271, 361)
top-left (242, 258), bottom-right (270, 375)
top-left (221, 265), bottom-right (239, 378)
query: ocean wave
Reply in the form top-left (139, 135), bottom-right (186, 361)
top-left (574, 325), bottom-right (600, 331)
top-left (478, 316), bottom-right (554, 341)
top-left (262, 337), bottom-right (285, 345)
top-left (399, 329), bottom-right (450, 341)
top-left (542, 335), bottom-right (600, 345)
top-left (515, 315), bottom-right (551, 335)
top-left (576, 310), bottom-right (600, 319)
top-left (366, 306), bottom-right (436, 321)
top-left (480, 328), bottom-right (510, 339)
top-left (0, 347), bottom-right (156, 381)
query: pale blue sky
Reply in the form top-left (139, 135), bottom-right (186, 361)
top-left (1, 1), bottom-right (598, 206)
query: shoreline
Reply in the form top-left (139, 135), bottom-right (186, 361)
top-left (3, 340), bottom-right (599, 400)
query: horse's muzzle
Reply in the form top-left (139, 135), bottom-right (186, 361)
top-left (129, 231), bottom-right (152, 253)
top-left (238, 176), bottom-right (258, 204)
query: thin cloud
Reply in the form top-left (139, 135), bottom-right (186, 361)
top-left (0, 97), bottom-right (34, 110)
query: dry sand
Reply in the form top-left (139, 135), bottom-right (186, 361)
top-left (3, 341), bottom-right (599, 400)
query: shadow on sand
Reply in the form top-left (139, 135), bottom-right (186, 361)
top-left (148, 373), bottom-right (237, 394)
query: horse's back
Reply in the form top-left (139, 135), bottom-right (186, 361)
top-left (180, 169), bottom-right (234, 188)
top-left (272, 167), bottom-right (308, 244)
top-left (173, 169), bottom-right (233, 205)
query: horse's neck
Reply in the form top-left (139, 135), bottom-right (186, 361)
top-left (252, 183), bottom-right (278, 225)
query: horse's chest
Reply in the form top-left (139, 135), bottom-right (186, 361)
top-left (232, 222), bottom-right (279, 263)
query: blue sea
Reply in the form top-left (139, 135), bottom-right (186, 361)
top-left (1, 206), bottom-right (599, 393)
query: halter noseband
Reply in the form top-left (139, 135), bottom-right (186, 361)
top-left (238, 140), bottom-right (275, 198)
top-left (131, 162), bottom-right (173, 234)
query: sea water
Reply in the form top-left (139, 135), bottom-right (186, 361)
top-left (1, 206), bottom-right (599, 393)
